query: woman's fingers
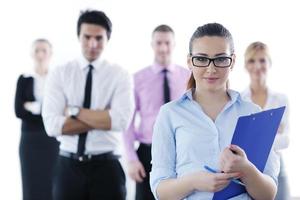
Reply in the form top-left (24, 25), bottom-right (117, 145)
top-left (215, 172), bottom-right (241, 181)
top-left (230, 144), bottom-right (245, 156)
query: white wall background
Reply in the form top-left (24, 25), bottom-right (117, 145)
top-left (0, 0), bottom-right (299, 199)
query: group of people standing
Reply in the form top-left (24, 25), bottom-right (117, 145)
top-left (15, 9), bottom-right (290, 200)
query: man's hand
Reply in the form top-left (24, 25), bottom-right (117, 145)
top-left (128, 160), bottom-right (146, 183)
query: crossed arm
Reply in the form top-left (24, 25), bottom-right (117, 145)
top-left (42, 68), bottom-right (134, 137)
top-left (62, 109), bottom-right (111, 135)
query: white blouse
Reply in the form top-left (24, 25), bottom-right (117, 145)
top-left (242, 88), bottom-right (289, 151)
top-left (23, 73), bottom-right (46, 115)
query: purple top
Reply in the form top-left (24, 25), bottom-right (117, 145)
top-left (123, 63), bottom-right (190, 161)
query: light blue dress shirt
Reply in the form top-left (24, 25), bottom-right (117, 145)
top-left (150, 89), bottom-right (280, 200)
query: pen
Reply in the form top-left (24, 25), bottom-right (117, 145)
top-left (204, 165), bottom-right (245, 186)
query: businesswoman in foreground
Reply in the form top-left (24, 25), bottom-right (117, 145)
top-left (242, 41), bottom-right (290, 200)
top-left (14, 39), bottom-right (58, 200)
top-left (150, 23), bottom-right (279, 200)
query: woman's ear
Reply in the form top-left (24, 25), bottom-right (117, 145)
top-left (187, 54), bottom-right (193, 71)
top-left (230, 54), bottom-right (236, 70)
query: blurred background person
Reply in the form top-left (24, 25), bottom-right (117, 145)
top-left (123, 24), bottom-right (190, 200)
top-left (42, 10), bottom-right (134, 200)
top-left (14, 38), bottom-right (59, 200)
top-left (242, 41), bottom-right (290, 200)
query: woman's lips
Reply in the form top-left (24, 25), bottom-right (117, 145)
top-left (204, 77), bottom-right (219, 83)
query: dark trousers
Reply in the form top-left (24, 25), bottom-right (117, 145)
top-left (53, 155), bottom-right (126, 200)
top-left (136, 143), bottom-right (155, 200)
top-left (20, 130), bottom-right (58, 200)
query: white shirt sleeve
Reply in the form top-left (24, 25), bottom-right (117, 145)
top-left (42, 67), bottom-right (67, 137)
top-left (273, 95), bottom-right (290, 150)
top-left (108, 70), bottom-right (135, 132)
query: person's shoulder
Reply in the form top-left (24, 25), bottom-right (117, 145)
top-left (230, 89), bottom-right (261, 113)
top-left (19, 73), bottom-right (33, 80)
top-left (16, 74), bottom-right (30, 88)
top-left (17, 73), bottom-right (34, 85)
top-left (240, 99), bottom-right (261, 113)
top-left (240, 87), bottom-right (250, 97)
top-left (101, 60), bottom-right (132, 83)
top-left (49, 59), bottom-right (79, 75)
top-left (161, 92), bottom-right (189, 112)
top-left (102, 60), bottom-right (128, 74)
top-left (132, 66), bottom-right (153, 83)
top-left (269, 90), bottom-right (288, 104)
top-left (134, 66), bottom-right (152, 77)
top-left (174, 64), bottom-right (189, 71)
top-left (158, 101), bottom-right (176, 117)
top-left (61, 59), bottom-right (79, 70)
top-left (175, 64), bottom-right (189, 71)
top-left (174, 64), bottom-right (191, 77)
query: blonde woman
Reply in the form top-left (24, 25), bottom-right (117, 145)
top-left (242, 41), bottom-right (290, 200)
top-left (15, 39), bottom-right (58, 200)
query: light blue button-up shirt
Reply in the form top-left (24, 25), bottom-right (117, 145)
top-left (150, 89), bottom-right (280, 200)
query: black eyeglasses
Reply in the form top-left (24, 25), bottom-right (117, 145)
top-left (191, 55), bottom-right (233, 68)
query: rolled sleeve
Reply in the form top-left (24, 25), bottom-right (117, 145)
top-left (109, 71), bottom-right (134, 132)
top-left (123, 82), bottom-right (141, 161)
top-left (42, 68), bottom-right (67, 137)
top-left (263, 148), bottom-right (280, 185)
top-left (123, 109), bottom-right (139, 161)
top-left (150, 105), bottom-right (177, 200)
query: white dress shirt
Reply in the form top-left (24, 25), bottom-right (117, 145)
top-left (242, 88), bottom-right (289, 151)
top-left (42, 55), bottom-right (134, 155)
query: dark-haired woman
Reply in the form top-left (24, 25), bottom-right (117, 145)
top-left (150, 23), bottom-right (279, 200)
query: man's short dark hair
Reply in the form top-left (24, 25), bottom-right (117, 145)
top-left (152, 24), bottom-right (174, 36)
top-left (77, 10), bottom-right (112, 39)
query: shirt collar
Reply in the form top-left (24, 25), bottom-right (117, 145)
top-left (78, 54), bottom-right (103, 71)
top-left (151, 62), bottom-right (176, 74)
top-left (180, 88), bottom-right (242, 105)
top-left (227, 89), bottom-right (241, 104)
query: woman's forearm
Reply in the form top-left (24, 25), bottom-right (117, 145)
top-left (156, 175), bottom-right (195, 200)
top-left (242, 162), bottom-right (277, 200)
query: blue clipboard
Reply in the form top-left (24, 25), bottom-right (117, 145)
top-left (212, 106), bottom-right (285, 200)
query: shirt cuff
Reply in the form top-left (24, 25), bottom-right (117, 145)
top-left (126, 148), bottom-right (139, 162)
top-left (108, 109), bottom-right (128, 132)
top-left (24, 101), bottom-right (42, 115)
top-left (44, 115), bottom-right (67, 137)
top-left (150, 168), bottom-right (177, 200)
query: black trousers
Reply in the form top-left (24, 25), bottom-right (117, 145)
top-left (52, 155), bottom-right (126, 200)
top-left (20, 130), bottom-right (58, 200)
top-left (136, 143), bottom-right (155, 200)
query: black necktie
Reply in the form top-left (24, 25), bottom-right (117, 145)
top-left (77, 64), bottom-right (93, 156)
top-left (162, 69), bottom-right (170, 103)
